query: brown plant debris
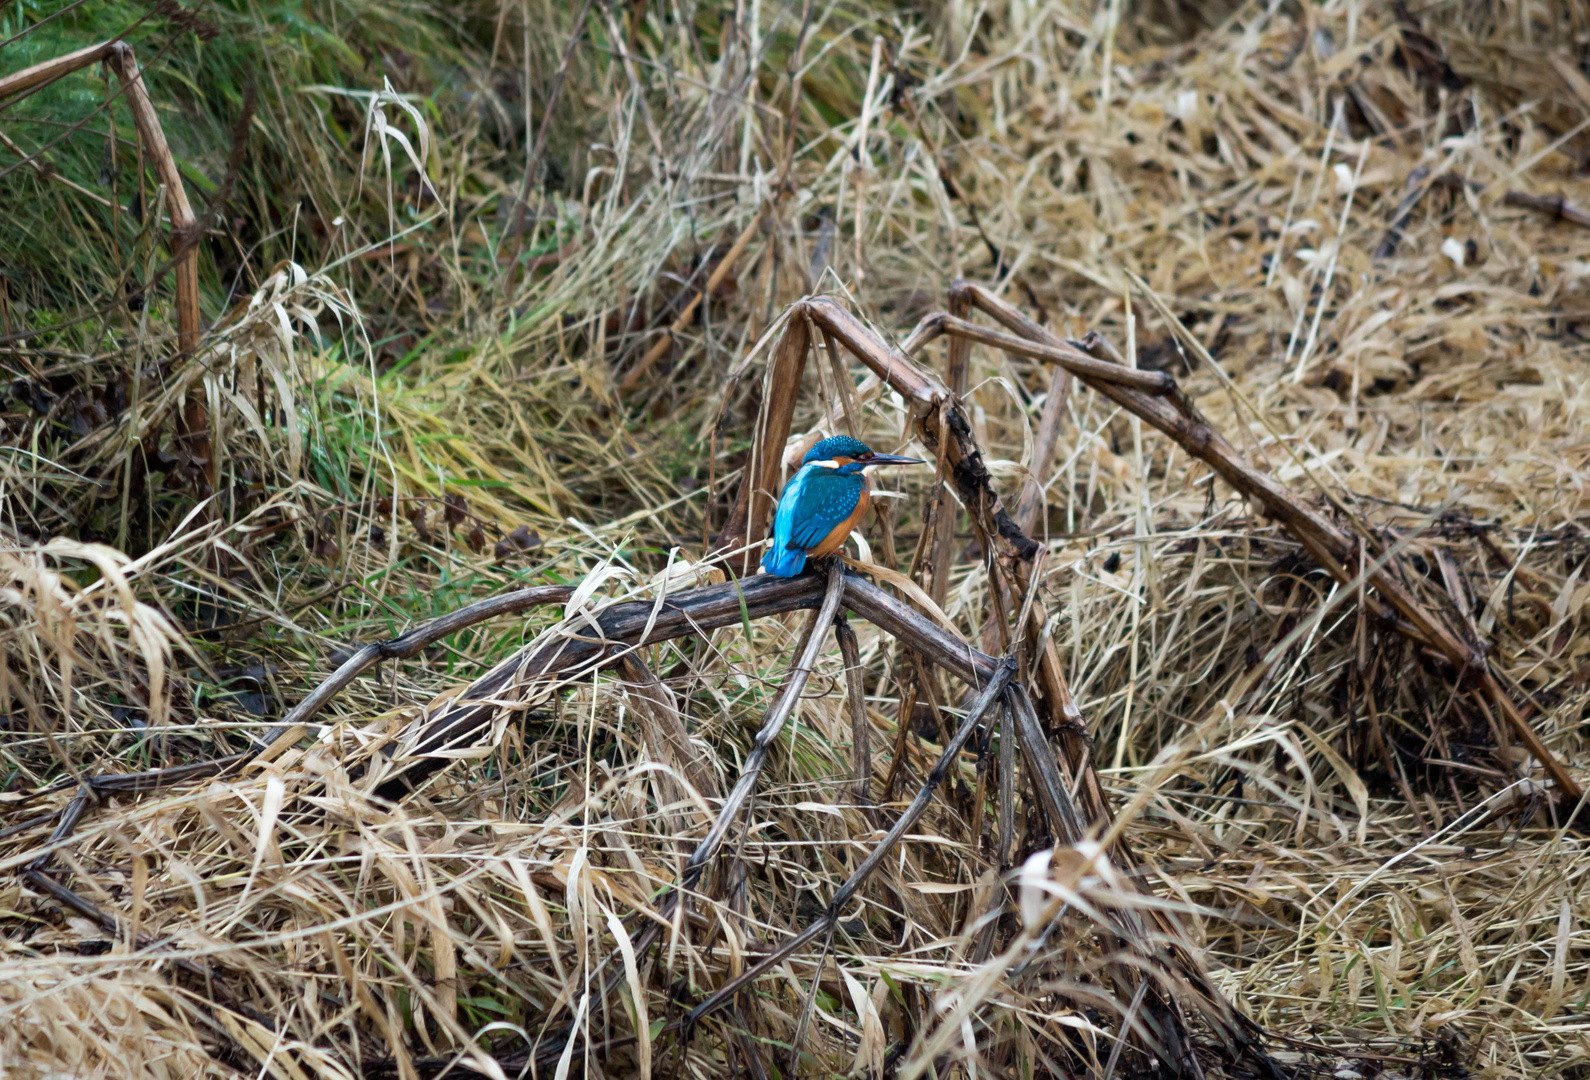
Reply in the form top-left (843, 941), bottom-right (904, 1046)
top-left (8, 2), bottom-right (1590, 1078)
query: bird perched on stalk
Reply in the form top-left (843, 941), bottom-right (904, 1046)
top-left (761, 436), bottom-right (924, 577)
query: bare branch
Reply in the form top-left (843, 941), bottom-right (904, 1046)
top-left (682, 559), bottom-right (847, 882)
top-left (252, 584), bottom-right (574, 764)
top-left (682, 658), bottom-right (1018, 1032)
top-left (955, 279), bottom-right (1583, 802)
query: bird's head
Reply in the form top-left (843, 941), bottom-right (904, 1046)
top-left (802, 435), bottom-right (924, 476)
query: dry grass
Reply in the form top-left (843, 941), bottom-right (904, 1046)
top-left (7, 0), bottom-right (1590, 1076)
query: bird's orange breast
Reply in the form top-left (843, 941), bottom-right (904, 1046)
top-left (808, 483), bottom-right (870, 558)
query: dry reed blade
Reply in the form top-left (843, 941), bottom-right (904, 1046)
top-left (616, 653), bottom-right (720, 803)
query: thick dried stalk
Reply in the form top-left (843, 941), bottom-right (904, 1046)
top-left (997, 690), bottom-right (1015, 861)
top-left (938, 313), bottom-right (1183, 398)
top-left (954, 280), bottom-right (1582, 801)
top-left (376, 572), bottom-right (815, 797)
top-left (0, 41), bottom-right (120, 101)
top-left (912, 400), bottom-right (953, 604)
top-left (1015, 362), bottom-right (1072, 535)
top-left (1, 41), bottom-right (210, 490)
top-left (928, 288), bottom-right (974, 609)
top-left (107, 47), bottom-right (207, 487)
top-left (716, 314), bottom-right (811, 572)
top-left (253, 584), bottom-right (574, 764)
top-left (969, 694), bottom-right (1020, 964)
top-left (1005, 682), bottom-right (1086, 843)
top-left (19, 869), bottom-right (226, 992)
top-left (103, 48), bottom-right (199, 355)
top-left (817, 326), bottom-right (863, 438)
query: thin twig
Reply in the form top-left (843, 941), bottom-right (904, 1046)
top-left (680, 559), bottom-right (846, 883)
top-left (682, 659), bottom-right (1017, 1030)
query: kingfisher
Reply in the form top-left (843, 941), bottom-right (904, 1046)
top-left (761, 435), bottom-right (924, 577)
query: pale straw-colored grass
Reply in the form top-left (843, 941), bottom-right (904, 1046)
top-left (7, 0), bottom-right (1590, 1076)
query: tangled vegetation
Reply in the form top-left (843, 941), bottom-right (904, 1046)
top-left (6, 0), bottom-right (1590, 1076)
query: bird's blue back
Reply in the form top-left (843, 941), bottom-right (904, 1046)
top-left (761, 463), bottom-right (864, 576)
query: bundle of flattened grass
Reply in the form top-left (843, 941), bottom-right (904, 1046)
top-left (6, 0), bottom-right (1590, 1076)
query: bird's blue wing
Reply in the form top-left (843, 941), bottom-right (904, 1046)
top-left (761, 466), bottom-right (863, 575)
top-left (769, 468), bottom-right (805, 546)
top-left (762, 467), bottom-right (812, 575)
top-left (785, 469), bottom-right (862, 550)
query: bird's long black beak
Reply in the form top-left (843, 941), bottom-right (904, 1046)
top-left (865, 453), bottom-right (926, 467)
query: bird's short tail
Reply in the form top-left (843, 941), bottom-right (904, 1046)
top-left (760, 542), bottom-right (807, 578)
